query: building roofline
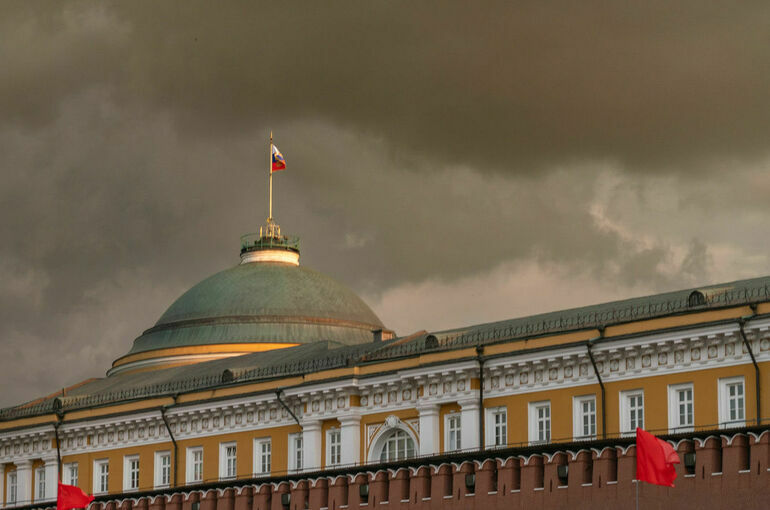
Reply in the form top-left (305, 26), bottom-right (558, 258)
top-left (3, 275), bottom-right (770, 423)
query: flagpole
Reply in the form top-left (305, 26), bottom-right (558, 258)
top-left (636, 478), bottom-right (639, 510)
top-left (269, 131), bottom-right (273, 222)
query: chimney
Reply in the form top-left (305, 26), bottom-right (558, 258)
top-left (372, 329), bottom-right (383, 343)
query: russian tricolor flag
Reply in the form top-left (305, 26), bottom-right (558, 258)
top-left (272, 145), bottom-right (286, 171)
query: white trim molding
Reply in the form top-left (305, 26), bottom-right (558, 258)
top-left (718, 376), bottom-right (746, 428)
top-left (444, 412), bottom-right (462, 452)
top-left (572, 394), bottom-right (597, 440)
top-left (219, 442), bottom-right (237, 480)
top-left (667, 383), bottom-right (694, 433)
top-left (185, 446), bottom-right (203, 484)
top-left (253, 437), bottom-right (271, 476)
top-left (93, 458), bottom-right (109, 495)
top-left (619, 389), bottom-right (644, 436)
top-left (123, 454), bottom-right (140, 492)
top-left (154, 450), bottom-right (171, 489)
top-left (527, 401), bottom-right (551, 445)
top-left (484, 406), bottom-right (507, 448)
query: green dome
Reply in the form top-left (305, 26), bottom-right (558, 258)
top-left (126, 262), bottom-right (387, 356)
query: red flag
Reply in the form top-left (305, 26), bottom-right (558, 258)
top-left (636, 428), bottom-right (680, 487)
top-left (57, 482), bottom-right (94, 510)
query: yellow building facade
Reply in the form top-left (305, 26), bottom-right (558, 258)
top-left (1, 228), bottom-right (769, 507)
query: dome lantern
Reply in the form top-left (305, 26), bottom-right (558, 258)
top-left (239, 218), bottom-right (300, 265)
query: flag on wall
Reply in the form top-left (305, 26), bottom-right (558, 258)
top-left (636, 428), bottom-right (680, 487)
top-left (57, 482), bottom-right (94, 510)
top-left (271, 145), bottom-right (286, 171)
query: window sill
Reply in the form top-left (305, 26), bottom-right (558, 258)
top-left (668, 427), bottom-right (694, 434)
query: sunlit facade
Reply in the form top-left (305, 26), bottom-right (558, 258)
top-left (1, 225), bottom-right (769, 509)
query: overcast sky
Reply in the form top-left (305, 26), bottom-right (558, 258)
top-left (2, 1), bottom-right (770, 408)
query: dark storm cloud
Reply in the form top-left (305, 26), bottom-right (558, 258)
top-left (3, 1), bottom-right (770, 172)
top-left (1, 2), bottom-right (770, 408)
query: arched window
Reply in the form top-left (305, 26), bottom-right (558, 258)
top-left (378, 429), bottom-right (416, 462)
top-left (688, 290), bottom-right (706, 307)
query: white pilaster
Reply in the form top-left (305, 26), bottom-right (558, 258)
top-left (301, 420), bottom-right (322, 472)
top-left (43, 456), bottom-right (58, 501)
top-left (0, 463), bottom-right (5, 509)
top-left (15, 460), bottom-right (33, 507)
top-left (339, 413), bottom-right (361, 466)
top-left (417, 404), bottom-right (440, 455)
top-left (459, 399), bottom-right (480, 450)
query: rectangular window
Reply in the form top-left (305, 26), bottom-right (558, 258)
top-left (446, 413), bottom-right (462, 451)
top-left (620, 390), bottom-right (644, 435)
top-left (288, 434), bottom-right (303, 472)
top-left (94, 459), bottom-right (109, 494)
top-left (186, 447), bottom-right (203, 484)
top-left (36, 467), bottom-right (46, 500)
top-left (667, 383), bottom-right (694, 432)
top-left (8, 471), bottom-right (17, 504)
top-left (327, 429), bottom-right (341, 466)
top-left (219, 442), bottom-right (237, 479)
top-left (63, 463), bottom-right (78, 487)
top-left (124, 455), bottom-right (140, 491)
top-left (573, 395), bottom-right (597, 439)
top-left (493, 408), bottom-right (507, 447)
top-left (528, 401), bottom-right (551, 444)
top-left (295, 436), bottom-right (303, 471)
top-left (253, 438), bottom-right (271, 475)
top-left (154, 451), bottom-right (171, 488)
top-left (719, 376), bottom-right (746, 427)
top-left (728, 383), bottom-right (745, 421)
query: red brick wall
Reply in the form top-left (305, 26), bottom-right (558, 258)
top-left (44, 431), bottom-right (770, 510)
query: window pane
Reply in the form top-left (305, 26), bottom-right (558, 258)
top-left (380, 430), bottom-right (415, 461)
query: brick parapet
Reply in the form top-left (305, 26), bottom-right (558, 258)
top-left (13, 430), bottom-right (770, 510)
